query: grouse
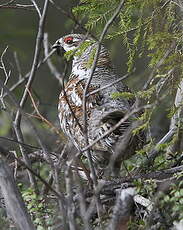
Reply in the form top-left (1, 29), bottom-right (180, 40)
top-left (53, 34), bottom-right (144, 174)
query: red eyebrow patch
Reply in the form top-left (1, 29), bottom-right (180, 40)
top-left (64, 36), bottom-right (73, 43)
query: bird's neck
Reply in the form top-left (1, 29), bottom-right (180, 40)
top-left (71, 45), bottom-right (112, 80)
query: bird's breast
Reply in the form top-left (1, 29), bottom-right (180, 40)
top-left (58, 76), bottom-right (101, 135)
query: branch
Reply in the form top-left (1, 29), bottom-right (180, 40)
top-left (140, 127), bottom-right (177, 169)
top-left (167, 76), bottom-right (183, 154)
top-left (81, 104), bottom-right (152, 155)
top-left (2, 49), bottom-right (55, 99)
top-left (43, 33), bottom-right (62, 85)
top-left (26, 86), bottom-right (61, 136)
top-left (15, 0), bottom-right (49, 123)
top-left (0, 136), bottom-right (40, 150)
top-left (108, 187), bottom-right (135, 230)
top-left (0, 146), bottom-right (63, 200)
top-left (0, 46), bottom-right (11, 110)
top-left (0, 152), bottom-right (35, 230)
top-left (143, 42), bottom-right (176, 90)
top-left (30, 0), bottom-right (41, 18)
top-left (119, 165), bottom-right (183, 183)
top-left (0, 76), bottom-right (55, 184)
top-left (12, 0), bottom-right (49, 188)
top-left (81, 0), bottom-right (125, 220)
top-left (0, 2), bottom-right (34, 10)
top-left (86, 70), bottom-right (135, 97)
top-left (49, 0), bottom-right (97, 39)
top-left (13, 51), bottom-right (23, 80)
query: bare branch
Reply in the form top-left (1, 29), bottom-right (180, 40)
top-left (0, 146), bottom-right (63, 200)
top-left (0, 150), bottom-right (35, 230)
top-left (65, 165), bottom-right (77, 230)
top-left (81, 0), bottom-right (126, 221)
top-left (74, 169), bottom-right (91, 230)
top-left (140, 127), bottom-right (177, 170)
top-left (49, 0), bottom-right (97, 39)
top-left (81, 104), bottom-right (152, 155)
top-left (2, 49), bottom-right (55, 99)
top-left (120, 165), bottom-right (183, 183)
top-left (13, 0), bottom-right (50, 187)
top-left (0, 136), bottom-right (40, 150)
top-left (0, 76), bottom-right (55, 186)
top-left (43, 33), bottom-right (62, 85)
top-left (13, 51), bottom-right (22, 80)
top-left (86, 70), bottom-right (135, 97)
top-left (26, 86), bottom-right (61, 136)
top-left (0, 46), bottom-right (11, 109)
top-left (53, 166), bottom-right (69, 230)
top-left (30, 0), bottom-right (41, 18)
top-left (109, 187), bottom-right (135, 230)
top-left (0, 2), bottom-right (34, 10)
top-left (15, 0), bottom-right (49, 122)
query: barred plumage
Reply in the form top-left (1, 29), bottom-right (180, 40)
top-left (53, 34), bottom-right (145, 173)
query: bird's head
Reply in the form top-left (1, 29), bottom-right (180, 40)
top-left (52, 33), bottom-right (112, 69)
top-left (52, 34), bottom-right (91, 52)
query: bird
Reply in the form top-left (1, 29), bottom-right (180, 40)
top-left (52, 34), bottom-right (145, 174)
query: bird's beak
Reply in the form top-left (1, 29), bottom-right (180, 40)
top-left (52, 40), bottom-right (61, 49)
top-left (52, 40), bottom-right (65, 56)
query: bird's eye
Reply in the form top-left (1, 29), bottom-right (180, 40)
top-left (64, 36), bottom-right (73, 44)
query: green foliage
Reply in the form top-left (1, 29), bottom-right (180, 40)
top-left (86, 46), bottom-right (97, 68)
top-left (158, 180), bottom-right (183, 223)
top-left (133, 121), bottom-right (149, 135)
top-left (21, 186), bottom-right (53, 229)
top-left (73, 0), bottom-right (183, 74)
top-left (135, 178), bottom-right (158, 197)
top-left (133, 179), bottom-right (183, 228)
top-left (73, 0), bottom-right (119, 31)
top-left (0, 211), bottom-right (10, 230)
top-left (64, 40), bottom-right (95, 61)
top-left (111, 91), bottom-right (134, 100)
top-left (64, 49), bottom-right (77, 61)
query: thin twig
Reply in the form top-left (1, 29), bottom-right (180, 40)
top-left (43, 33), bottom-right (62, 85)
top-left (53, 167), bottom-right (69, 230)
top-left (2, 49), bottom-right (55, 99)
top-left (74, 169), bottom-right (91, 230)
top-left (65, 164), bottom-right (77, 230)
top-left (0, 46), bottom-right (11, 109)
top-left (121, 165), bottom-right (183, 182)
top-left (143, 42), bottom-right (176, 90)
top-left (26, 87), bottom-right (61, 136)
top-left (0, 136), bottom-right (40, 150)
top-left (81, 104), bottom-right (152, 155)
top-left (0, 74), bottom-right (55, 189)
top-left (0, 146), bottom-right (63, 200)
top-left (81, 0), bottom-right (126, 222)
top-left (13, 0), bottom-right (50, 187)
top-left (30, 0), bottom-right (41, 18)
top-left (49, 0), bottom-right (97, 40)
top-left (86, 70), bottom-right (134, 97)
top-left (0, 4), bottom-right (34, 10)
top-left (15, 0), bottom-right (49, 123)
top-left (139, 127), bottom-right (178, 171)
top-left (0, 0), bottom-right (15, 7)
top-left (13, 51), bottom-right (22, 80)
